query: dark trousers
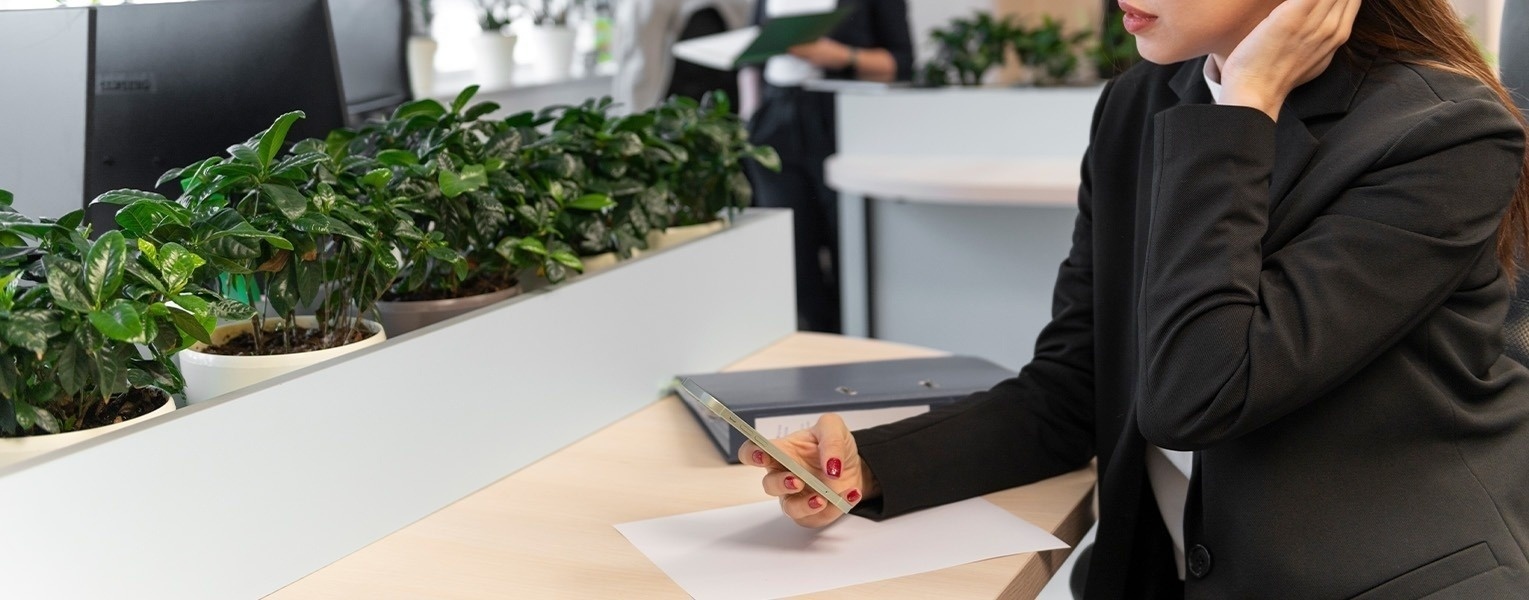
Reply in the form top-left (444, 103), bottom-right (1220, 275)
top-left (749, 157), bottom-right (841, 333)
top-left (749, 86), bottom-right (841, 333)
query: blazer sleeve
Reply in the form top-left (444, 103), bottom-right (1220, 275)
top-left (871, 0), bottom-right (915, 82)
top-left (1136, 99), bottom-right (1526, 451)
top-left (849, 81), bottom-right (1114, 521)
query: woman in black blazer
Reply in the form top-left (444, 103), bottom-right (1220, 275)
top-left (739, 0), bottom-right (1529, 597)
top-left (742, 0), bottom-right (914, 333)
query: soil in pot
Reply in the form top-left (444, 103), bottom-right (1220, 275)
top-left (1, 387), bottom-right (168, 438)
top-left (199, 326), bottom-right (372, 356)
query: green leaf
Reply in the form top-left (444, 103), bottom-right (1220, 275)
top-left (14, 402), bottom-right (60, 435)
top-left (325, 129), bottom-right (359, 158)
top-left (747, 146), bottom-right (782, 172)
top-left (566, 194), bottom-right (615, 211)
top-left (375, 149), bottom-right (420, 167)
top-left (203, 209), bottom-right (294, 248)
top-left (258, 111), bottom-right (307, 169)
top-left (91, 189), bottom-right (170, 207)
top-left (211, 298), bottom-right (258, 321)
top-left (114, 199), bottom-right (191, 236)
top-left (260, 184), bottom-right (309, 220)
top-left (271, 151), bottom-right (328, 180)
top-left (464, 101), bottom-right (501, 121)
top-left (451, 85), bottom-right (480, 114)
top-left (128, 358), bottom-right (185, 394)
top-left (229, 143), bottom-right (262, 167)
top-left (393, 98), bottom-right (448, 121)
top-left (0, 357), bottom-right (17, 402)
top-left (89, 299), bottom-right (145, 342)
top-left (545, 261), bottom-right (569, 284)
top-left (167, 300), bottom-right (215, 345)
top-left (362, 168), bottom-right (393, 190)
top-left (155, 242), bottom-right (205, 293)
top-left (0, 189), bottom-right (12, 207)
top-left (1, 310), bottom-right (61, 355)
top-left (84, 230), bottom-right (128, 309)
top-left (550, 250), bottom-right (583, 270)
top-left (44, 256), bottom-right (93, 313)
top-left (208, 162), bottom-right (263, 180)
top-left (516, 237), bottom-right (548, 256)
top-left (439, 165), bottom-right (488, 198)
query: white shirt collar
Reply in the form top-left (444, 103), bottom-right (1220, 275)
top-left (1203, 57), bottom-right (1223, 104)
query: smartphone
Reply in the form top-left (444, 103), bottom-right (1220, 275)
top-left (676, 377), bottom-right (854, 514)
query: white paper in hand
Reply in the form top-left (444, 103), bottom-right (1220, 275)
top-left (615, 498), bottom-right (1069, 600)
top-left (671, 27), bottom-right (759, 70)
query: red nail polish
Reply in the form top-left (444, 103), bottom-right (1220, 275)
top-left (784, 476), bottom-right (798, 490)
top-left (808, 496), bottom-right (823, 510)
top-left (826, 458), bottom-right (842, 478)
top-left (752, 450), bottom-right (765, 465)
top-left (847, 489), bottom-right (861, 503)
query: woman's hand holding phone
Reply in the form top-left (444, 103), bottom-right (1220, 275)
top-left (739, 414), bottom-right (878, 528)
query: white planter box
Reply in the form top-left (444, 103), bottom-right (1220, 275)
top-left (0, 209), bottom-right (795, 599)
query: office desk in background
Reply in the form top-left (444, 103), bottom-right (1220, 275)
top-left (828, 86), bottom-right (1101, 372)
top-left (270, 333), bottom-right (1096, 599)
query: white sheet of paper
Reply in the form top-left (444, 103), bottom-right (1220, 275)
top-left (615, 498), bottom-right (1068, 600)
top-left (671, 27), bottom-right (759, 70)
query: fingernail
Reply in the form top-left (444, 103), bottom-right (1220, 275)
top-left (784, 476), bottom-right (798, 491)
top-left (808, 496), bottom-right (823, 510)
top-left (826, 458), bottom-right (842, 478)
top-left (847, 489), bottom-right (861, 503)
top-left (752, 450), bottom-right (765, 465)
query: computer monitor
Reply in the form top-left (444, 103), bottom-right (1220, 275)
top-left (86, 0), bottom-right (348, 226)
top-left (328, 0), bottom-right (414, 122)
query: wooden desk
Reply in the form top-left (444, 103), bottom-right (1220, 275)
top-left (270, 333), bottom-right (1095, 599)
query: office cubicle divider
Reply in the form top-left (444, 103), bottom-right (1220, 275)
top-left (0, 209), bottom-right (795, 599)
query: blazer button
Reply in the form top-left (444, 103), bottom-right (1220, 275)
top-left (1187, 544), bottom-right (1212, 578)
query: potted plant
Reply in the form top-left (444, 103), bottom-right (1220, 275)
top-left (473, 0), bottom-right (519, 88)
top-left (513, 0), bottom-right (578, 79)
top-left (650, 91), bottom-right (779, 251)
top-left (540, 96), bottom-right (668, 265)
top-left (94, 112), bottom-right (396, 403)
top-left (1010, 16), bottom-right (1092, 86)
top-left (335, 87), bottom-right (600, 334)
top-left (0, 190), bottom-right (223, 466)
top-left (407, 0), bottom-right (439, 99)
top-left (919, 12), bottom-right (1015, 87)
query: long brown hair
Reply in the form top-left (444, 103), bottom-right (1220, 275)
top-left (1350, 1), bottom-right (1529, 277)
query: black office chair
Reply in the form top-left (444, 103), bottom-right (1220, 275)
top-left (1500, 0), bottom-right (1529, 364)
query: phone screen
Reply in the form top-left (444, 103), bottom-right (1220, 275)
top-left (677, 377), bottom-right (853, 513)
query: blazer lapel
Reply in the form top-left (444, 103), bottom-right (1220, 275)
top-left (1265, 52), bottom-right (1372, 241)
top-left (1168, 53), bottom-right (1371, 245)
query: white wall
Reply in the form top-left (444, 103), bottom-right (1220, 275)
top-left (1451, 0), bottom-right (1506, 58)
top-left (0, 7), bottom-right (88, 219)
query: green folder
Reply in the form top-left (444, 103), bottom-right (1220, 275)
top-left (736, 6), bottom-right (856, 66)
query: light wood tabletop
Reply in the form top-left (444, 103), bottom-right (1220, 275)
top-left (269, 333), bottom-right (1096, 599)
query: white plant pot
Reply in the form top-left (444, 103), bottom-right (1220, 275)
top-left (406, 36), bottom-right (438, 100)
top-left (0, 389), bottom-right (175, 469)
top-left (646, 221), bottom-right (726, 252)
top-left (179, 316), bottom-right (387, 405)
top-left (473, 32), bottom-right (519, 89)
top-left (518, 26), bottom-right (576, 78)
top-left (578, 251), bottom-right (619, 275)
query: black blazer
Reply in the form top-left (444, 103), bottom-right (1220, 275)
top-left (850, 50), bottom-right (1529, 599)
